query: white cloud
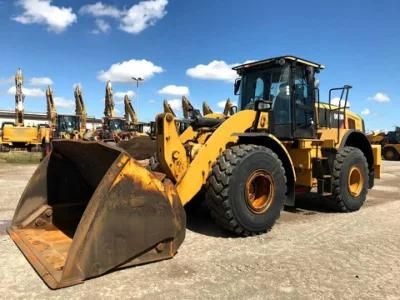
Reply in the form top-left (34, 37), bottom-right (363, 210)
top-left (167, 99), bottom-right (181, 111)
top-left (0, 76), bottom-right (13, 85)
top-left (0, 76), bottom-right (14, 84)
top-left (186, 60), bottom-right (237, 82)
top-left (92, 19), bottom-right (111, 34)
top-left (361, 108), bottom-right (370, 116)
top-left (120, 0), bottom-right (168, 34)
top-left (186, 60), bottom-right (254, 82)
top-left (79, 2), bottom-right (121, 18)
top-left (331, 97), bottom-right (350, 108)
top-left (78, 0), bottom-right (168, 35)
top-left (217, 100), bottom-right (237, 108)
top-left (13, 0), bottom-right (77, 33)
top-left (54, 96), bottom-right (74, 108)
top-left (7, 86), bottom-right (45, 97)
top-left (148, 99), bottom-right (155, 103)
top-left (368, 92), bottom-right (390, 103)
top-left (115, 90), bottom-right (135, 98)
top-left (158, 85), bottom-right (189, 96)
top-left (114, 90), bottom-right (135, 102)
top-left (29, 77), bottom-right (53, 86)
top-left (97, 59), bottom-right (163, 82)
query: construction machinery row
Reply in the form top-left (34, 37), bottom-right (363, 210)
top-left (7, 56), bottom-right (381, 289)
top-left (0, 70), bottom-right (150, 153)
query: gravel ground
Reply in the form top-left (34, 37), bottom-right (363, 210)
top-left (0, 160), bottom-right (399, 299)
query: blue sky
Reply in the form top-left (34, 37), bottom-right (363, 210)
top-left (0, 0), bottom-right (398, 131)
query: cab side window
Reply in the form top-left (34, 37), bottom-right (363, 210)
top-left (294, 67), bottom-right (314, 128)
top-left (254, 78), bottom-right (264, 100)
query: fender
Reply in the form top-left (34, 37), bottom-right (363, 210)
top-left (339, 130), bottom-right (376, 187)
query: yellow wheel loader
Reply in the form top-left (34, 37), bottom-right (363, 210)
top-left (368, 127), bottom-right (400, 161)
top-left (8, 56), bottom-right (381, 289)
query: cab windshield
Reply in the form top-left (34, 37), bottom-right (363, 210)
top-left (109, 119), bottom-right (125, 132)
top-left (59, 116), bottom-right (79, 133)
top-left (239, 65), bottom-right (291, 125)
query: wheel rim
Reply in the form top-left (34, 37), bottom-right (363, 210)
top-left (348, 166), bottom-right (364, 197)
top-left (245, 170), bottom-right (274, 214)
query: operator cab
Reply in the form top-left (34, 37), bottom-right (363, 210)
top-left (233, 56), bottom-right (325, 140)
top-left (106, 118), bottom-right (126, 132)
top-left (57, 115), bottom-right (80, 134)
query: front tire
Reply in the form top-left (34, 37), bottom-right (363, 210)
top-left (206, 144), bottom-right (287, 236)
top-left (330, 146), bottom-right (369, 212)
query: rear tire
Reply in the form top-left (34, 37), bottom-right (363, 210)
top-left (330, 146), bottom-right (369, 212)
top-left (205, 144), bottom-right (286, 236)
top-left (383, 147), bottom-right (399, 161)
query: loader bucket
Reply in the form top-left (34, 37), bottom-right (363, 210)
top-left (7, 140), bottom-right (186, 289)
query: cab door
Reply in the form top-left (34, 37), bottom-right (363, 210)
top-left (292, 65), bottom-right (316, 139)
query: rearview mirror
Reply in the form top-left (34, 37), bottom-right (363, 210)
top-left (255, 99), bottom-right (273, 112)
top-left (234, 78), bottom-right (241, 95)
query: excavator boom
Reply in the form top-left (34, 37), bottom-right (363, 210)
top-left (124, 95), bottom-right (138, 125)
top-left (104, 81), bottom-right (115, 118)
top-left (15, 68), bottom-right (25, 126)
top-left (223, 98), bottom-right (235, 116)
top-left (74, 86), bottom-right (87, 131)
top-left (163, 100), bottom-right (176, 117)
top-left (202, 101), bottom-right (213, 115)
top-left (46, 86), bottom-right (57, 126)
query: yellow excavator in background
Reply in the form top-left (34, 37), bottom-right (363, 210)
top-left (202, 101), bottom-right (213, 115)
top-left (99, 81), bottom-right (147, 142)
top-left (202, 99), bottom-right (237, 118)
top-left (182, 95), bottom-right (201, 119)
top-left (46, 86), bottom-right (82, 140)
top-left (223, 98), bottom-right (237, 116)
top-left (163, 99), bottom-right (176, 117)
top-left (74, 85), bottom-right (87, 133)
top-left (124, 94), bottom-right (138, 126)
top-left (8, 56), bottom-right (381, 289)
top-left (123, 94), bottom-right (148, 133)
top-left (99, 81), bottom-right (129, 141)
top-left (0, 68), bottom-right (50, 152)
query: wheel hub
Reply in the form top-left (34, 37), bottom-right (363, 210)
top-left (245, 170), bottom-right (274, 214)
top-left (348, 166), bottom-right (364, 197)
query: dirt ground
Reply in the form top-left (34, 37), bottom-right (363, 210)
top-left (0, 160), bottom-right (399, 299)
